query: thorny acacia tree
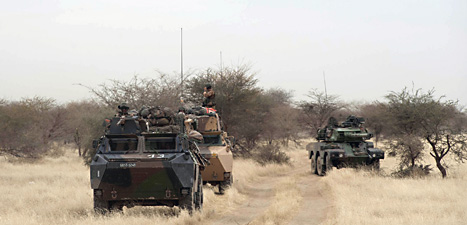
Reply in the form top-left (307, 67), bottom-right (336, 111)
top-left (0, 97), bottom-right (66, 158)
top-left (259, 88), bottom-right (300, 146)
top-left (64, 100), bottom-right (114, 160)
top-left (358, 100), bottom-right (426, 170)
top-left (385, 87), bottom-right (467, 178)
top-left (358, 103), bottom-right (388, 147)
top-left (299, 89), bottom-right (344, 136)
top-left (185, 66), bottom-right (298, 163)
top-left (185, 65), bottom-right (263, 148)
top-left (80, 73), bottom-right (182, 111)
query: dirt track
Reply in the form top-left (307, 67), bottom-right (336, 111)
top-left (208, 148), bottom-right (333, 225)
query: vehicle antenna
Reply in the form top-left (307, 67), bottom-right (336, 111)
top-left (180, 27), bottom-right (184, 97)
top-left (220, 51), bottom-right (223, 74)
top-left (323, 71), bottom-right (328, 101)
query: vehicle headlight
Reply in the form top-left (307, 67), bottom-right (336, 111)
top-left (339, 154), bottom-right (343, 158)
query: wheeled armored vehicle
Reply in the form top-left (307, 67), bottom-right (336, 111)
top-left (186, 107), bottom-right (234, 194)
top-left (90, 108), bottom-right (205, 213)
top-left (307, 116), bottom-right (384, 176)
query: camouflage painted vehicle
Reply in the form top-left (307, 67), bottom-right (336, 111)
top-left (307, 116), bottom-right (384, 176)
top-left (90, 109), bottom-right (205, 213)
top-left (187, 107), bottom-right (234, 194)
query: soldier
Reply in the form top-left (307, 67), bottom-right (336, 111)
top-left (116, 103), bottom-right (130, 126)
top-left (202, 84), bottom-right (216, 108)
top-left (117, 103), bottom-right (130, 117)
top-left (178, 106), bottom-right (186, 114)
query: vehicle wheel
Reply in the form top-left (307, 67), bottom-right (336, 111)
top-left (219, 173), bottom-right (233, 194)
top-left (311, 154), bottom-right (317, 175)
top-left (317, 155), bottom-right (326, 176)
top-left (219, 183), bottom-right (225, 195)
top-left (372, 159), bottom-right (380, 170)
top-left (94, 189), bottom-right (111, 214)
top-left (94, 197), bottom-right (110, 214)
top-left (110, 202), bottom-right (124, 213)
top-left (179, 191), bottom-right (194, 213)
top-left (326, 154), bottom-right (333, 172)
top-left (195, 173), bottom-right (203, 210)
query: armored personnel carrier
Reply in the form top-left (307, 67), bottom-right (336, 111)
top-left (186, 107), bottom-right (234, 194)
top-left (90, 107), bottom-right (206, 213)
top-left (307, 116), bottom-right (384, 176)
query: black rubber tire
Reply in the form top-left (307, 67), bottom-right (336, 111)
top-left (111, 202), bottom-right (124, 212)
top-left (311, 154), bottom-right (317, 175)
top-left (195, 173), bottom-right (203, 210)
top-left (94, 190), bottom-right (110, 214)
top-left (317, 155), bottom-right (326, 176)
top-left (218, 183), bottom-right (225, 195)
top-left (179, 191), bottom-right (194, 213)
top-left (94, 200), bottom-right (123, 214)
top-left (372, 159), bottom-right (380, 170)
top-left (326, 154), bottom-right (333, 172)
top-left (219, 173), bottom-right (233, 194)
top-left (94, 198), bottom-right (110, 214)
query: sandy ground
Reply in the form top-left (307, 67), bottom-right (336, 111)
top-left (207, 146), bottom-right (332, 225)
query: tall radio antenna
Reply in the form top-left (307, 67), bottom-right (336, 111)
top-left (323, 71), bottom-right (328, 101)
top-left (220, 51), bottom-right (223, 71)
top-left (180, 28), bottom-right (184, 97)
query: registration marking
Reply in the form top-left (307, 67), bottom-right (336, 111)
top-left (120, 163), bottom-right (136, 168)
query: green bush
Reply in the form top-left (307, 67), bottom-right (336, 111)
top-left (254, 143), bottom-right (290, 166)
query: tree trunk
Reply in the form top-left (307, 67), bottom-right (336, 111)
top-left (83, 148), bottom-right (88, 158)
top-left (435, 158), bottom-right (447, 178)
top-left (426, 136), bottom-right (448, 178)
top-left (74, 128), bottom-right (81, 157)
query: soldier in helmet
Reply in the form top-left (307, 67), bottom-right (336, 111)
top-left (178, 106), bottom-right (186, 114)
top-left (202, 84), bottom-right (216, 108)
top-left (116, 103), bottom-right (130, 126)
top-left (117, 103), bottom-right (130, 117)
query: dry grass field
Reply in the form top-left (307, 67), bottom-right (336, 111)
top-left (0, 145), bottom-right (293, 225)
top-left (1, 141), bottom-right (466, 225)
top-left (322, 153), bottom-right (467, 225)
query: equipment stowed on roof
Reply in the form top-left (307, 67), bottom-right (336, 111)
top-left (91, 106), bottom-right (208, 214)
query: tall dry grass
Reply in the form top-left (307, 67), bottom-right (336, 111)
top-left (0, 145), bottom-right (293, 225)
top-left (322, 156), bottom-right (467, 225)
top-left (4, 140), bottom-right (464, 225)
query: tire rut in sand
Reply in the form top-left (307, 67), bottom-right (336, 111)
top-left (210, 149), bottom-right (332, 225)
top-left (210, 175), bottom-right (276, 225)
top-left (286, 150), bottom-right (334, 225)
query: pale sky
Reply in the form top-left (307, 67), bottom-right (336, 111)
top-left (1, 0), bottom-right (466, 106)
